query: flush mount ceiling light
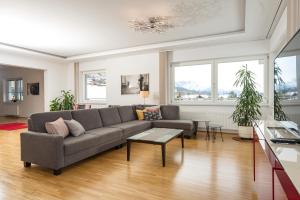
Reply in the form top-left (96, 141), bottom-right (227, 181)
top-left (128, 0), bottom-right (221, 34)
top-left (128, 16), bottom-right (174, 33)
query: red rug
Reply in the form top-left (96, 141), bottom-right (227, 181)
top-left (0, 122), bottom-right (28, 131)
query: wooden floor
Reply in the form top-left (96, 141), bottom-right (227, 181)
top-left (0, 117), bottom-right (262, 200)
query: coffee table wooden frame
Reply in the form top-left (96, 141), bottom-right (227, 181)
top-left (126, 129), bottom-right (184, 167)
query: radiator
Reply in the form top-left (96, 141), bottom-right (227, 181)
top-left (1, 104), bottom-right (20, 116)
top-left (181, 111), bottom-right (238, 131)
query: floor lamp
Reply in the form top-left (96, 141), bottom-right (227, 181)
top-left (139, 91), bottom-right (149, 105)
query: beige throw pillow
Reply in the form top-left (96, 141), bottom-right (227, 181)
top-left (45, 117), bottom-right (69, 138)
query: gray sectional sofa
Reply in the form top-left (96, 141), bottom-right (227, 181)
top-left (21, 105), bottom-right (194, 175)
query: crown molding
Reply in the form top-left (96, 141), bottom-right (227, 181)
top-left (0, 42), bottom-right (66, 62)
top-left (67, 30), bottom-right (245, 61)
top-left (0, 30), bottom-right (246, 62)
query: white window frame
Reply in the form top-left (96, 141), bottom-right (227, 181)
top-left (5, 78), bottom-right (24, 102)
top-left (275, 55), bottom-right (300, 106)
top-left (215, 55), bottom-right (269, 105)
top-left (170, 60), bottom-right (214, 105)
top-left (169, 55), bottom-right (269, 106)
top-left (81, 70), bottom-right (106, 104)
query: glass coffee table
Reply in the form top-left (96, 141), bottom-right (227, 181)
top-left (127, 128), bottom-right (184, 167)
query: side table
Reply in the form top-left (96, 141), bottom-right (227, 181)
top-left (209, 124), bottom-right (224, 142)
top-left (192, 120), bottom-right (210, 139)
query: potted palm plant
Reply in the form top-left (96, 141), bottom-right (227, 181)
top-left (232, 65), bottom-right (263, 138)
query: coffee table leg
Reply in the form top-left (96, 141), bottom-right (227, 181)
top-left (127, 140), bottom-right (131, 161)
top-left (181, 132), bottom-right (184, 148)
top-left (205, 122), bottom-right (210, 140)
top-left (161, 144), bottom-right (166, 167)
top-left (220, 127), bottom-right (224, 142)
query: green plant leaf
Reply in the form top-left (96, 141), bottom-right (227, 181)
top-left (231, 65), bottom-right (262, 126)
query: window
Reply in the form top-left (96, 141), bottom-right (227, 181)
top-left (170, 56), bottom-right (267, 104)
top-left (217, 59), bottom-right (264, 101)
top-left (83, 71), bottom-right (106, 101)
top-left (275, 56), bottom-right (298, 101)
top-left (173, 63), bottom-right (212, 102)
top-left (6, 79), bottom-right (23, 102)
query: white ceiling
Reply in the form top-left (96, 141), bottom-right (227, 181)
top-left (0, 0), bottom-right (279, 58)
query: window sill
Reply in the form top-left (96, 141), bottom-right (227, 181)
top-left (80, 100), bottom-right (107, 105)
top-left (171, 101), bottom-right (270, 107)
top-left (281, 101), bottom-right (300, 106)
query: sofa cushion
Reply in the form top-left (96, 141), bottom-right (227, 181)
top-left (144, 106), bottom-right (162, 118)
top-left (87, 127), bottom-right (122, 143)
top-left (118, 106), bottom-right (137, 122)
top-left (99, 107), bottom-right (122, 126)
top-left (45, 117), bottom-right (69, 138)
top-left (136, 109), bottom-right (146, 120)
top-left (64, 119), bottom-right (86, 137)
top-left (160, 105), bottom-right (180, 120)
top-left (152, 120), bottom-right (193, 130)
top-left (64, 127), bottom-right (122, 155)
top-left (30, 111), bottom-right (72, 132)
top-left (71, 109), bottom-right (103, 131)
top-left (144, 111), bottom-right (162, 121)
top-left (110, 120), bottom-right (152, 138)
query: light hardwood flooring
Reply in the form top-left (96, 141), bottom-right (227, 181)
top-left (0, 117), bottom-right (262, 200)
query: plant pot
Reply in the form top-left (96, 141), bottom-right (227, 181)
top-left (238, 126), bottom-right (253, 139)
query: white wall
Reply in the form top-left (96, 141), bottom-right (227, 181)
top-left (0, 67), bottom-right (44, 117)
top-left (78, 51), bottom-right (160, 106)
top-left (70, 40), bottom-right (271, 131)
top-left (172, 40), bottom-right (270, 62)
top-left (0, 47), bottom-right (70, 112)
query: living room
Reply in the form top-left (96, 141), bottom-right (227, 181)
top-left (0, 0), bottom-right (299, 200)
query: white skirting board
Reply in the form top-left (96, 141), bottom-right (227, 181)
top-left (196, 127), bottom-right (238, 134)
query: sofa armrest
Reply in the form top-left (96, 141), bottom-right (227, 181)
top-left (20, 131), bottom-right (64, 170)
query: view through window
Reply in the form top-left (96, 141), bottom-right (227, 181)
top-left (172, 58), bottom-right (265, 103)
top-left (173, 64), bottom-right (212, 102)
top-left (84, 71), bottom-right (106, 101)
top-left (217, 60), bottom-right (264, 100)
top-left (7, 79), bottom-right (23, 102)
top-left (275, 56), bottom-right (298, 100)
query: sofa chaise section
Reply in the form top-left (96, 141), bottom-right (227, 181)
top-left (152, 120), bottom-right (194, 138)
top-left (158, 105), bottom-right (195, 138)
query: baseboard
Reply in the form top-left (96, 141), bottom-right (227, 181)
top-left (197, 128), bottom-right (238, 134)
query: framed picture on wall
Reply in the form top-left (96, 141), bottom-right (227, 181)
top-left (27, 83), bottom-right (39, 95)
top-left (121, 73), bottom-right (149, 95)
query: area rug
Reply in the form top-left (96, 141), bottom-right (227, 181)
top-left (0, 123), bottom-right (28, 131)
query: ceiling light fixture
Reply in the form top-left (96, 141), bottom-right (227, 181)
top-left (129, 16), bottom-right (174, 33)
